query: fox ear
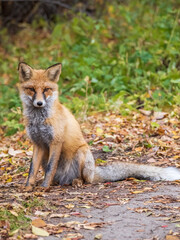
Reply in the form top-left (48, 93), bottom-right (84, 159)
top-left (46, 63), bottom-right (61, 82)
top-left (18, 62), bottom-right (33, 82)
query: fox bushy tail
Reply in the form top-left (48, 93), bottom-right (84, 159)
top-left (93, 162), bottom-right (180, 183)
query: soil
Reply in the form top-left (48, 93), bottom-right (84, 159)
top-left (42, 181), bottom-right (180, 240)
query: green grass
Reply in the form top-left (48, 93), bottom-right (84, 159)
top-left (0, 197), bottom-right (45, 235)
top-left (0, 207), bottom-right (30, 233)
top-left (21, 197), bottom-right (45, 210)
top-left (0, 0), bottom-right (180, 135)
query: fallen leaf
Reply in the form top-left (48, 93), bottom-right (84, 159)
top-left (147, 158), bottom-right (156, 163)
top-left (10, 210), bottom-right (18, 217)
top-left (0, 152), bottom-right (8, 157)
top-left (6, 177), bottom-right (12, 183)
top-left (32, 218), bottom-right (46, 227)
top-left (94, 233), bottom-right (102, 239)
top-left (96, 127), bottom-right (103, 136)
top-left (135, 147), bottom-right (143, 152)
top-left (0, 220), bottom-right (10, 229)
top-left (83, 225), bottom-right (95, 230)
top-left (9, 229), bottom-right (19, 236)
top-left (132, 190), bottom-right (144, 194)
top-left (24, 233), bottom-right (38, 239)
top-left (64, 204), bottom-right (75, 209)
top-left (63, 233), bottom-right (83, 240)
top-left (139, 110), bottom-right (152, 116)
top-left (34, 211), bottom-right (50, 217)
top-left (26, 151), bottom-right (33, 156)
top-left (8, 148), bottom-right (23, 156)
top-left (154, 111), bottom-right (168, 120)
top-left (70, 212), bottom-right (81, 216)
top-left (80, 205), bottom-right (91, 209)
top-left (166, 235), bottom-right (180, 240)
top-left (32, 225), bottom-right (49, 236)
top-left (49, 213), bottom-right (70, 218)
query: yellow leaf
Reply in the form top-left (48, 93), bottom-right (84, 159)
top-left (6, 167), bottom-right (12, 171)
top-left (10, 210), bottom-right (18, 217)
top-left (64, 204), bottom-right (74, 209)
top-left (95, 233), bottom-right (102, 239)
top-left (6, 177), bottom-right (12, 183)
top-left (50, 213), bottom-right (69, 218)
top-left (8, 158), bottom-right (13, 164)
top-left (132, 190), bottom-right (144, 194)
top-left (32, 225), bottom-right (49, 237)
top-left (23, 173), bottom-right (29, 177)
top-left (173, 135), bottom-right (180, 139)
top-left (80, 205), bottom-right (91, 209)
top-left (158, 140), bottom-right (167, 147)
top-left (96, 127), bottom-right (103, 136)
top-left (9, 229), bottom-right (19, 236)
top-left (28, 146), bottom-right (33, 151)
top-left (83, 225), bottom-right (95, 230)
top-left (108, 5), bottom-right (114, 14)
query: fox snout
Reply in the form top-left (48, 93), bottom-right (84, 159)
top-left (33, 99), bottom-right (46, 108)
top-left (25, 89), bottom-right (47, 108)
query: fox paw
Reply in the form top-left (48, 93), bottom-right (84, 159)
top-left (36, 186), bottom-right (51, 192)
top-left (23, 186), bottom-right (33, 192)
top-left (72, 178), bottom-right (83, 188)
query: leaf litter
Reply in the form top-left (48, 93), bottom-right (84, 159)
top-left (0, 112), bottom-right (180, 239)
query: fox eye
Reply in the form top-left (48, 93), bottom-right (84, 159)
top-left (25, 87), bottom-right (35, 92)
top-left (43, 88), bottom-right (52, 92)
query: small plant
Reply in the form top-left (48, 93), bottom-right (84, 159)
top-left (102, 145), bottom-right (113, 153)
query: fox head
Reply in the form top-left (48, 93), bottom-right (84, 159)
top-left (18, 62), bottom-right (61, 108)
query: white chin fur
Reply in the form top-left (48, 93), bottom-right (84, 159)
top-left (162, 167), bottom-right (180, 181)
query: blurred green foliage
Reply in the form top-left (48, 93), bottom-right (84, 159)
top-left (0, 0), bottom-right (180, 135)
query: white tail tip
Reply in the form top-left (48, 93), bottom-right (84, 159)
top-left (162, 167), bottom-right (180, 181)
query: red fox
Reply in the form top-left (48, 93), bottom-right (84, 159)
top-left (18, 62), bottom-right (180, 188)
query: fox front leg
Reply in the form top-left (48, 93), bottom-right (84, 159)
top-left (41, 143), bottom-right (62, 188)
top-left (26, 145), bottom-right (45, 187)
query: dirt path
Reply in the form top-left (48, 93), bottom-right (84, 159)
top-left (1, 180), bottom-right (179, 240)
top-left (42, 182), bottom-right (180, 240)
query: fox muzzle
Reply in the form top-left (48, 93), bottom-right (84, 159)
top-left (33, 99), bottom-right (46, 108)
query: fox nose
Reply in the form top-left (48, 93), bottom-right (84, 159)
top-left (37, 101), bottom-right (43, 106)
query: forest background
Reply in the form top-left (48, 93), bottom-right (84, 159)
top-left (0, 0), bottom-right (180, 136)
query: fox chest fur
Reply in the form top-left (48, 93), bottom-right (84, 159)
top-left (25, 106), bottom-right (53, 147)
